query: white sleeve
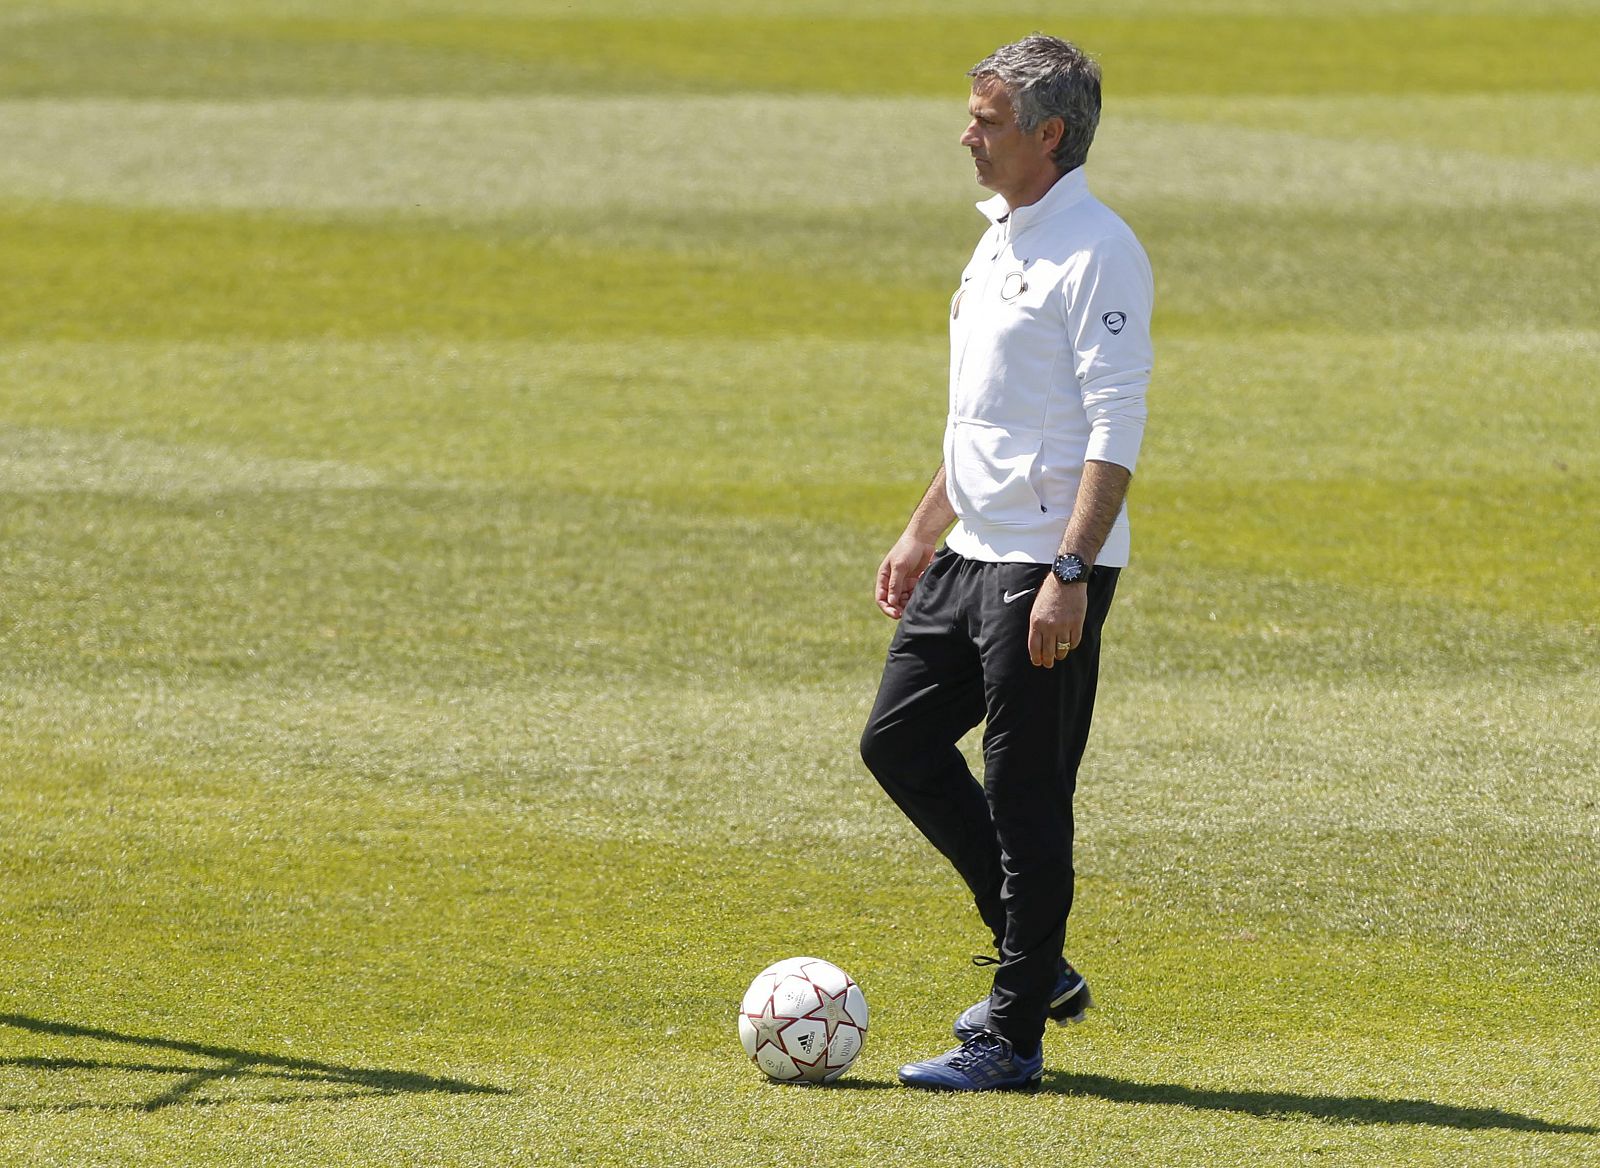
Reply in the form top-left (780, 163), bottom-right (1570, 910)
top-left (1065, 234), bottom-right (1154, 473)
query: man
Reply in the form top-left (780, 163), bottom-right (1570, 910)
top-left (859, 34), bottom-right (1153, 1091)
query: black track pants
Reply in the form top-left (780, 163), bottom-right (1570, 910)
top-left (859, 547), bottom-right (1119, 1056)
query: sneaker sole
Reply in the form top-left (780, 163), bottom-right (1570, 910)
top-left (954, 984), bottom-right (1094, 1041)
top-left (898, 1071), bottom-right (1044, 1093)
top-left (1048, 983), bottom-right (1094, 1027)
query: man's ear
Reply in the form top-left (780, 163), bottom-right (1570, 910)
top-left (1038, 115), bottom-right (1065, 157)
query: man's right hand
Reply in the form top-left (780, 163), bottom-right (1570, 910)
top-left (875, 534), bottom-right (938, 620)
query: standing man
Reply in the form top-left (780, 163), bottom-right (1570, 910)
top-left (859, 34), bottom-right (1153, 1091)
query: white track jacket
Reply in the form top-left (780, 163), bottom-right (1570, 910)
top-left (943, 167), bottom-right (1153, 567)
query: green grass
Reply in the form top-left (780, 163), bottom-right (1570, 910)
top-left (1, 1), bottom-right (1597, 1165)
top-left (5, 12), bottom-right (1599, 96)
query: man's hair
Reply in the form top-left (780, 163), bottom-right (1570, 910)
top-left (968, 34), bottom-right (1102, 174)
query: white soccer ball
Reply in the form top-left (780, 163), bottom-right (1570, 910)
top-left (738, 957), bottom-right (868, 1084)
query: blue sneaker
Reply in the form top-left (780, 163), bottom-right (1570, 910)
top-left (897, 1031), bottom-right (1044, 1091)
top-left (954, 961), bottom-right (1092, 1042)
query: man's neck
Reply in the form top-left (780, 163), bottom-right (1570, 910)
top-left (999, 166), bottom-right (1065, 211)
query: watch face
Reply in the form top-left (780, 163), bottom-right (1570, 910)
top-left (1054, 554), bottom-right (1086, 583)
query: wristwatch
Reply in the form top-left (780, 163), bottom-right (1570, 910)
top-left (1051, 552), bottom-right (1090, 586)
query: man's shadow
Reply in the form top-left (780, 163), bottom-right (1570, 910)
top-left (0, 1013), bottom-right (512, 1114)
top-left (1040, 1070), bottom-right (1599, 1135)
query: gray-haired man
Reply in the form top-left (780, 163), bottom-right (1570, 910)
top-left (859, 35), bottom-right (1153, 1091)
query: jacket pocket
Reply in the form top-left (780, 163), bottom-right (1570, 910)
top-left (944, 419), bottom-right (1044, 526)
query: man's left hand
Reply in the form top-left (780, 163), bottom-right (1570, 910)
top-left (1028, 575), bottom-right (1086, 669)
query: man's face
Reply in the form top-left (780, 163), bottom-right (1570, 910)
top-left (960, 76), bottom-right (1058, 204)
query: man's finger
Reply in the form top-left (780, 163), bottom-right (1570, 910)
top-left (879, 560), bottom-right (908, 618)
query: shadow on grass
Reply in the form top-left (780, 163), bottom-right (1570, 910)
top-left (763, 1076), bottom-right (900, 1092)
top-left (0, 1013), bottom-right (512, 1115)
top-left (1043, 1070), bottom-right (1599, 1135)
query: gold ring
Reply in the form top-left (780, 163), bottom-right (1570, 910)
top-left (1056, 640), bottom-right (1071, 651)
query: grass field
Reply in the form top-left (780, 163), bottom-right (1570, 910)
top-left (1, 1), bottom-right (1597, 1164)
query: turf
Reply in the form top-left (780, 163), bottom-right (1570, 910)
top-left (1, 1), bottom-right (1597, 1165)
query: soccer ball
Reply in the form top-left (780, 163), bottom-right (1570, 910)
top-left (738, 957), bottom-right (868, 1084)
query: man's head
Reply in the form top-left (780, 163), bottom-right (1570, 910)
top-left (961, 35), bottom-right (1102, 203)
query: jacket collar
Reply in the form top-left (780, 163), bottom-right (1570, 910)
top-left (978, 166), bottom-right (1090, 236)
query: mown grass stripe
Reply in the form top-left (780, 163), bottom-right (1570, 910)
top-left (4, 97), bottom-right (1598, 216)
top-left (2, 14), bottom-right (1598, 97)
top-left (5, 200), bottom-right (1597, 341)
top-left (0, 203), bottom-right (942, 342)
